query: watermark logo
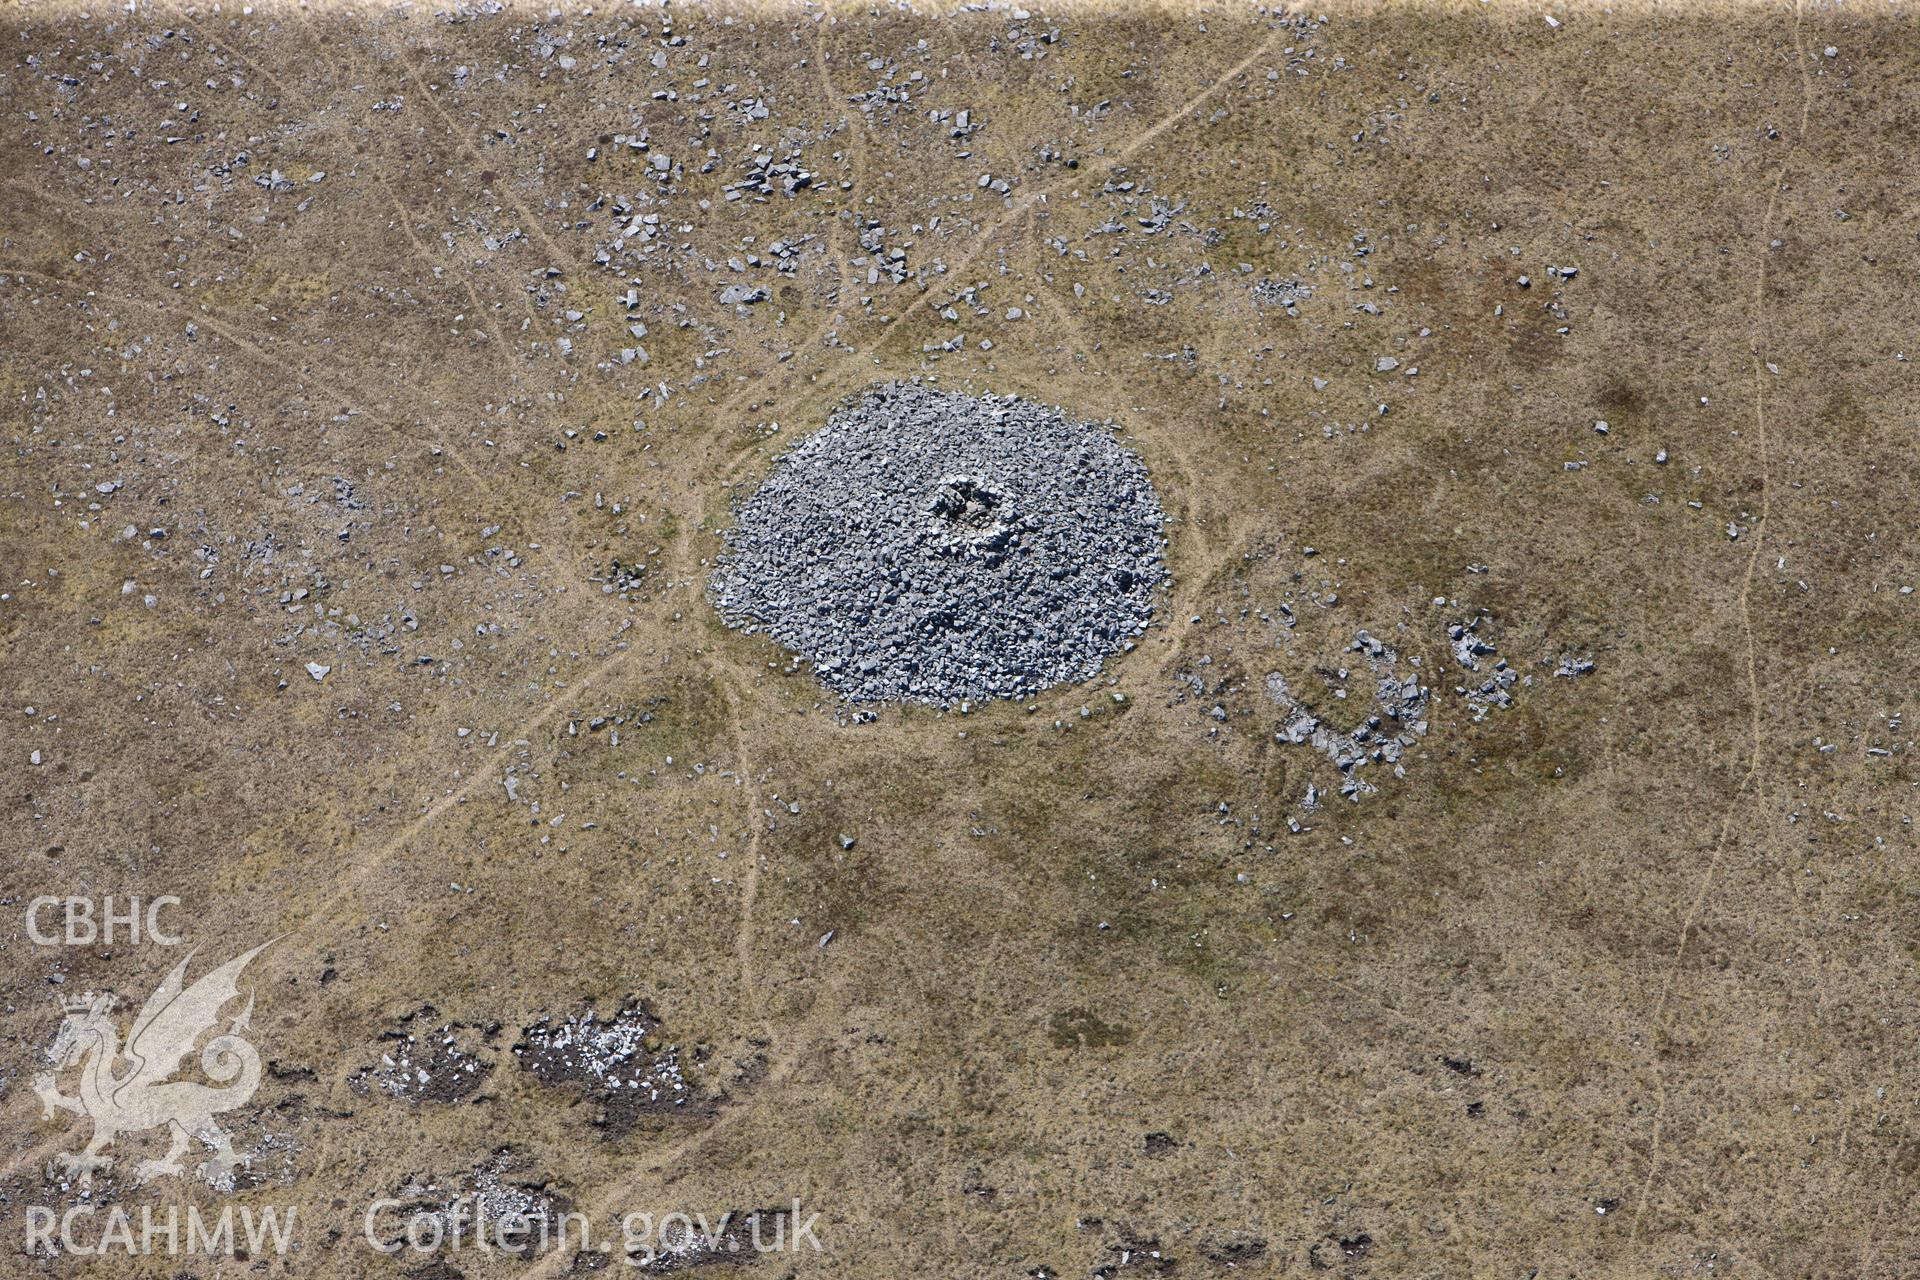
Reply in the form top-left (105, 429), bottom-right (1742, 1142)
top-left (361, 1198), bottom-right (823, 1266)
top-left (27, 1203), bottom-right (297, 1260)
top-left (27, 894), bottom-right (183, 946)
top-left (34, 940), bottom-right (275, 1189)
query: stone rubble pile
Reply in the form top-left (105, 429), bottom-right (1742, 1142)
top-left (1266, 628), bottom-right (1431, 806)
top-left (711, 383), bottom-right (1166, 705)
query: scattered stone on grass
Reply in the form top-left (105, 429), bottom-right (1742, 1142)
top-left (351, 1010), bottom-right (497, 1104)
top-left (1266, 628), bottom-right (1431, 803)
top-left (374, 1149), bottom-right (573, 1259)
top-left (1451, 613), bottom-right (1522, 719)
top-left (515, 1000), bottom-right (700, 1133)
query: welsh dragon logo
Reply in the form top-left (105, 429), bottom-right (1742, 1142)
top-left (33, 940), bottom-right (275, 1188)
